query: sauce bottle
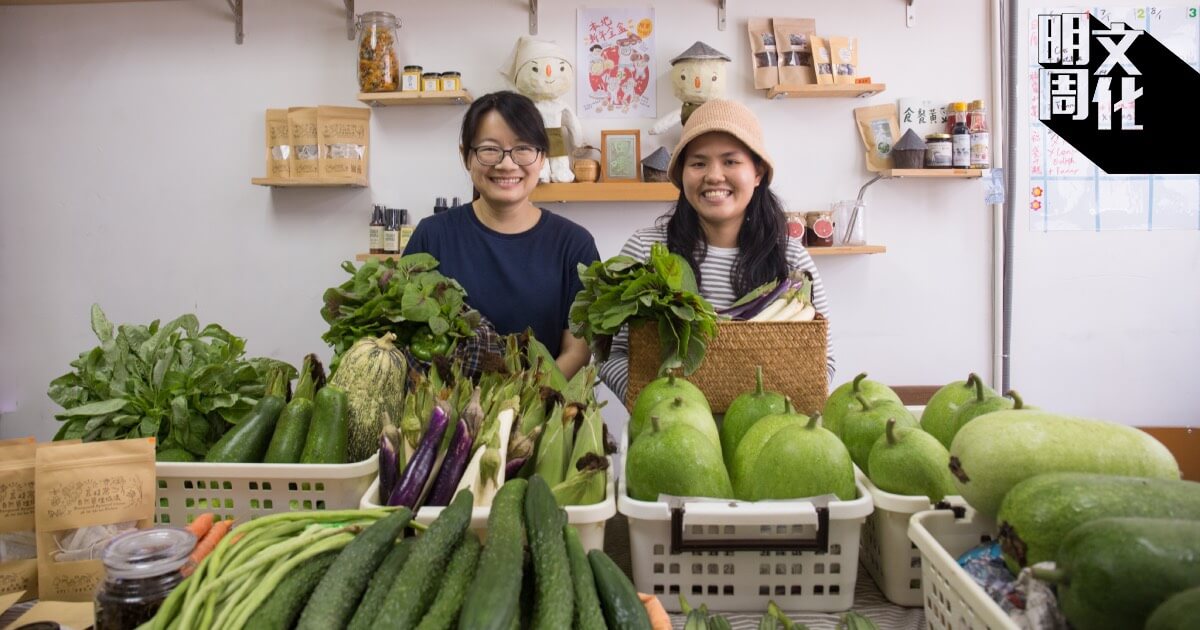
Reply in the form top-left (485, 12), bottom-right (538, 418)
top-left (434, 197), bottom-right (448, 214)
top-left (968, 100), bottom-right (990, 169)
top-left (369, 204), bottom-right (385, 254)
top-left (398, 209), bottom-right (414, 250)
top-left (382, 208), bottom-right (400, 254)
top-left (950, 102), bottom-right (971, 168)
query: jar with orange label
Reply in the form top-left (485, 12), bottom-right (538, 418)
top-left (805, 210), bottom-right (834, 247)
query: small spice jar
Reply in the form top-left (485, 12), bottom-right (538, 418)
top-left (421, 72), bottom-right (440, 92)
top-left (95, 528), bottom-right (195, 630)
top-left (805, 210), bottom-right (834, 247)
top-left (925, 133), bottom-right (953, 168)
top-left (401, 65), bottom-right (422, 92)
top-left (439, 71), bottom-right (461, 92)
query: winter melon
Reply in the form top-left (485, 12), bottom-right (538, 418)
top-left (328, 332), bottom-right (408, 462)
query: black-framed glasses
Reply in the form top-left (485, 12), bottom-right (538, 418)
top-left (471, 145), bottom-right (542, 166)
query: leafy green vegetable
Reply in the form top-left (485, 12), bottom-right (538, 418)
top-left (570, 243), bottom-right (718, 376)
top-left (48, 305), bottom-right (295, 456)
top-left (320, 255), bottom-right (482, 372)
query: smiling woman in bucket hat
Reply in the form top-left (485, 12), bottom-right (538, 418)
top-left (597, 99), bottom-right (836, 403)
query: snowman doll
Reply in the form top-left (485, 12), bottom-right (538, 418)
top-left (650, 41), bottom-right (732, 136)
top-left (502, 36), bottom-right (584, 183)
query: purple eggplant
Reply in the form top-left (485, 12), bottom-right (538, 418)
top-left (723, 278), bottom-right (791, 320)
top-left (504, 456), bottom-right (528, 481)
top-left (424, 419), bottom-right (474, 507)
top-left (387, 404), bottom-right (450, 508)
top-left (378, 425), bottom-right (401, 504)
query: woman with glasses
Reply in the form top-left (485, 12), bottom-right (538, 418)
top-left (403, 91), bottom-right (600, 378)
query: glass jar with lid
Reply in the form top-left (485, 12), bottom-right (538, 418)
top-left (925, 134), bottom-right (953, 168)
top-left (95, 528), bottom-right (195, 630)
top-left (356, 11), bottom-right (401, 92)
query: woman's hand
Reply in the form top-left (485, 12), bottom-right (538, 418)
top-left (555, 330), bottom-right (591, 380)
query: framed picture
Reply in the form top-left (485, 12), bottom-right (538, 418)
top-left (600, 129), bottom-right (642, 182)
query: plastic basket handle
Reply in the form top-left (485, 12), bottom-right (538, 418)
top-left (669, 502), bottom-right (831, 554)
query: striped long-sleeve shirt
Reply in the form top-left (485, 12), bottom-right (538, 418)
top-left (597, 225), bottom-right (836, 403)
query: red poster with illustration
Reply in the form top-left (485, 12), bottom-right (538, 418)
top-left (577, 8), bottom-right (657, 118)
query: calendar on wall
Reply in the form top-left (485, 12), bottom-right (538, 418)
top-left (1028, 6), bottom-right (1200, 231)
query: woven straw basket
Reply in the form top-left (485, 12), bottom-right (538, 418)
top-left (625, 316), bottom-right (829, 414)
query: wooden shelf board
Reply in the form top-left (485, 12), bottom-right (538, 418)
top-left (530, 182), bottom-right (678, 203)
top-left (768, 83), bottom-right (886, 99)
top-left (357, 90), bottom-right (473, 107)
top-left (882, 168), bottom-right (985, 179)
top-left (356, 253), bottom-right (402, 261)
top-left (807, 245), bottom-right (887, 256)
top-left (251, 177), bottom-right (367, 188)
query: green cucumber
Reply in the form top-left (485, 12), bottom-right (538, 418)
top-left (373, 490), bottom-right (474, 629)
top-left (156, 447), bottom-right (196, 462)
top-left (296, 507), bottom-right (413, 630)
top-left (244, 550), bottom-right (337, 630)
top-left (347, 538), bottom-right (416, 630)
top-left (205, 395), bottom-right (286, 462)
top-left (1146, 586), bottom-right (1200, 630)
top-left (525, 475), bottom-right (573, 629)
top-left (265, 397), bottom-right (314, 463)
top-left (564, 525), bottom-right (606, 630)
top-left (301, 385), bottom-right (350, 464)
top-left (588, 548), bottom-right (652, 630)
top-left (414, 532), bottom-right (482, 630)
top-left (1035, 517), bottom-right (1200, 630)
top-left (458, 479), bottom-right (527, 630)
top-left (998, 473), bottom-right (1200, 572)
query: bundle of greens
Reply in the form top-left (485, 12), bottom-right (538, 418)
top-left (570, 242), bottom-right (719, 376)
top-left (320, 255), bottom-right (481, 372)
top-left (48, 305), bottom-right (296, 457)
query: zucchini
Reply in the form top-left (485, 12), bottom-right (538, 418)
top-left (1146, 586), bottom-right (1200, 630)
top-left (301, 385), bottom-right (350, 464)
top-left (565, 525), bottom-right (607, 630)
top-left (346, 538), bottom-right (416, 630)
top-left (296, 507), bottom-right (413, 630)
top-left (244, 550), bottom-right (338, 630)
top-left (458, 479), bottom-right (527, 630)
top-left (205, 393), bottom-right (286, 462)
top-left (265, 397), bottom-right (314, 463)
top-left (524, 475), bottom-right (573, 629)
top-left (588, 548), bottom-right (652, 630)
top-left (373, 490), bottom-right (475, 629)
top-left (414, 532), bottom-right (482, 630)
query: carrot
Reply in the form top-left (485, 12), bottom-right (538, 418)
top-left (185, 513), bottom-right (215, 540)
top-left (182, 518), bottom-right (233, 577)
top-left (639, 593), bottom-right (671, 630)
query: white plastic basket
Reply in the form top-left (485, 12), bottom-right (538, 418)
top-left (154, 455), bottom-right (378, 526)
top-left (618, 430), bottom-right (873, 612)
top-left (908, 508), bottom-right (1018, 630)
top-left (359, 470), bottom-right (616, 553)
top-left (857, 469), bottom-right (968, 607)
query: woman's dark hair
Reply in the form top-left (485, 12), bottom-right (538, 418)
top-left (662, 152), bottom-right (789, 298)
top-left (459, 91), bottom-right (549, 164)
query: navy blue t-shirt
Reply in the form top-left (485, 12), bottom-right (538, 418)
top-left (402, 203), bottom-right (599, 357)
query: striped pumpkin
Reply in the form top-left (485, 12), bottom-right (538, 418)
top-left (328, 332), bottom-right (408, 462)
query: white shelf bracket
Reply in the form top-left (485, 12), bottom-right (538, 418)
top-left (529, 0), bottom-right (538, 35)
top-left (345, 0), bottom-right (355, 40)
top-left (718, 0), bottom-right (727, 31)
top-left (906, 0), bottom-right (916, 28)
top-left (226, 0), bottom-right (243, 44)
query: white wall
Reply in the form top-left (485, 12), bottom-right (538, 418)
top-left (1, 0), bottom-right (1000, 441)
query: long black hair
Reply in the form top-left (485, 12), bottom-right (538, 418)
top-left (458, 91), bottom-right (549, 164)
top-left (662, 159), bottom-right (790, 298)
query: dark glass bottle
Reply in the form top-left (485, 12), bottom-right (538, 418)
top-left (398, 209), bottom-right (413, 250)
top-left (382, 208), bottom-right (400, 254)
top-left (951, 101), bottom-right (971, 168)
top-left (434, 197), bottom-right (448, 214)
top-left (369, 204), bottom-right (385, 254)
top-left (95, 528), bottom-right (194, 630)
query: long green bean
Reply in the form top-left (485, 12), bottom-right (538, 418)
top-left (225, 532), bottom-right (356, 630)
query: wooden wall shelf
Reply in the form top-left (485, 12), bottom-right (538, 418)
top-left (882, 168), bottom-right (984, 179)
top-left (251, 177), bottom-right (367, 188)
top-left (767, 83), bottom-right (887, 99)
top-left (531, 182), bottom-right (678, 203)
top-left (808, 245), bottom-right (887, 256)
top-left (357, 90), bottom-right (473, 107)
top-left (357, 253), bottom-right (401, 261)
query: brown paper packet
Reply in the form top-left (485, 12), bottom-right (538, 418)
top-left (317, 106), bottom-right (371, 180)
top-left (288, 107), bottom-right (319, 180)
top-left (774, 18), bottom-right (817, 85)
top-left (854, 104), bottom-right (900, 172)
top-left (0, 440), bottom-right (78, 602)
top-left (10, 599), bottom-right (95, 630)
top-left (266, 109), bottom-right (291, 179)
top-left (811, 36), bottom-right (834, 85)
top-left (35, 439), bottom-right (155, 602)
top-left (747, 18), bottom-right (779, 89)
top-left (829, 36), bottom-right (859, 84)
